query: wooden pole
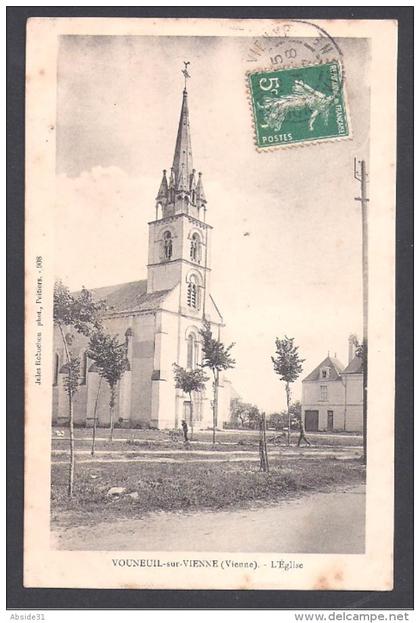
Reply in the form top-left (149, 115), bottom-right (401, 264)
top-left (354, 158), bottom-right (369, 465)
top-left (262, 412), bottom-right (269, 472)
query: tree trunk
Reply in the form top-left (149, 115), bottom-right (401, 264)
top-left (259, 414), bottom-right (269, 472)
top-left (262, 412), bottom-right (269, 472)
top-left (58, 323), bottom-right (75, 498)
top-left (189, 392), bottom-right (194, 441)
top-left (109, 385), bottom-right (115, 442)
top-left (68, 390), bottom-right (75, 497)
top-left (212, 369), bottom-right (218, 446)
top-left (91, 376), bottom-right (102, 456)
top-left (286, 381), bottom-right (291, 446)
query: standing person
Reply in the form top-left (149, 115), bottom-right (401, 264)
top-left (297, 416), bottom-right (311, 447)
top-left (181, 419), bottom-right (189, 442)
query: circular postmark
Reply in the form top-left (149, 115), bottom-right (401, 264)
top-left (246, 20), bottom-right (345, 127)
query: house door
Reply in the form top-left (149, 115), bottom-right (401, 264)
top-left (305, 410), bottom-right (319, 431)
top-left (327, 410), bottom-right (334, 431)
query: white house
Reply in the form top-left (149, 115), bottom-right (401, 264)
top-left (301, 335), bottom-right (363, 432)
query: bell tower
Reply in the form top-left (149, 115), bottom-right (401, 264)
top-left (146, 66), bottom-right (212, 319)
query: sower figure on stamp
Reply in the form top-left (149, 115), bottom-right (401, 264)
top-left (181, 419), bottom-right (189, 443)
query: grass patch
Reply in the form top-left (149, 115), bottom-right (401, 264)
top-left (51, 429), bottom-right (362, 453)
top-left (51, 458), bottom-right (365, 527)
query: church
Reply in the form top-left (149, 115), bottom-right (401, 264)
top-left (52, 81), bottom-right (232, 430)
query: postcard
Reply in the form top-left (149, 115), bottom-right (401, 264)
top-left (24, 17), bottom-right (397, 590)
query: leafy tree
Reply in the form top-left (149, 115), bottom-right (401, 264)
top-left (199, 321), bottom-right (235, 445)
top-left (268, 412), bottom-right (287, 431)
top-left (53, 280), bottom-right (105, 497)
top-left (88, 330), bottom-right (129, 441)
top-left (173, 364), bottom-right (209, 440)
top-left (271, 336), bottom-right (305, 446)
top-left (230, 399), bottom-right (260, 429)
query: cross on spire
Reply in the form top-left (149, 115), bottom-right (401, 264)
top-left (182, 61), bottom-right (191, 91)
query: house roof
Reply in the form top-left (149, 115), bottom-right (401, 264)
top-left (303, 355), bottom-right (345, 382)
top-left (74, 280), bottom-right (171, 315)
top-left (342, 355), bottom-right (363, 374)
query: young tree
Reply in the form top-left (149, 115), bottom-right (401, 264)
top-left (172, 364), bottom-right (209, 440)
top-left (53, 281), bottom-right (105, 497)
top-left (199, 321), bottom-right (235, 445)
top-left (271, 336), bottom-right (305, 446)
top-left (88, 330), bottom-right (129, 441)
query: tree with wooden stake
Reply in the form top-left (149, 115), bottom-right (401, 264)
top-left (88, 330), bottom-right (129, 442)
top-left (53, 281), bottom-right (105, 497)
top-left (90, 376), bottom-right (103, 456)
top-left (172, 364), bottom-right (209, 441)
top-left (271, 336), bottom-right (305, 446)
top-left (199, 321), bottom-right (235, 446)
top-left (259, 412), bottom-right (270, 472)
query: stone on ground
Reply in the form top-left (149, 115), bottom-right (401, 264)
top-left (106, 487), bottom-right (126, 497)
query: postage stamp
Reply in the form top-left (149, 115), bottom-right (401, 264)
top-left (248, 61), bottom-right (350, 149)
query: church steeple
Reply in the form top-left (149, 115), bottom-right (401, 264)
top-left (148, 65), bottom-right (213, 303)
top-left (155, 65), bottom-right (207, 221)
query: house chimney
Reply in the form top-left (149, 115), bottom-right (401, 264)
top-left (348, 334), bottom-right (357, 363)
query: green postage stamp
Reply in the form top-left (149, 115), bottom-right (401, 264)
top-left (248, 61), bottom-right (350, 149)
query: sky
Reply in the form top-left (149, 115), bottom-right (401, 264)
top-left (55, 34), bottom-right (370, 412)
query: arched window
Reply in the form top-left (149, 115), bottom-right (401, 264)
top-left (53, 353), bottom-right (59, 386)
top-left (163, 231), bottom-right (173, 260)
top-left (186, 332), bottom-right (200, 370)
top-left (187, 334), bottom-right (194, 369)
top-left (187, 274), bottom-right (199, 309)
top-left (190, 233), bottom-right (200, 262)
top-left (194, 339), bottom-right (200, 368)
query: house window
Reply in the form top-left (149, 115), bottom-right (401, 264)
top-left (320, 385), bottom-right (328, 401)
top-left (187, 275), bottom-right (199, 309)
top-left (190, 233), bottom-right (200, 262)
top-left (163, 231), bottom-right (173, 260)
top-left (320, 367), bottom-right (329, 379)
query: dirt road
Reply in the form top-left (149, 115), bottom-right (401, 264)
top-left (52, 484), bottom-right (365, 553)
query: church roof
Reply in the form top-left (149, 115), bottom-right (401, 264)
top-left (342, 355), bottom-right (363, 374)
top-left (74, 280), bottom-right (171, 315)
top-left (303, 355), bottom-right (345, 382)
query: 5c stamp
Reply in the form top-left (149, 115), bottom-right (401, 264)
top-left (248, 61), bottom-right (351, 149)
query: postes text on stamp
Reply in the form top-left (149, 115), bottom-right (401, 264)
top-left (248, 61), bottom-right (350, 149)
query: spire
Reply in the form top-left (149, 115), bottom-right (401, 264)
top-left (156, 169), bottom-right (168, 202)
top-left (195, 171), bottom-right (207, 204)
top-left (172, 88), bottom-right (193, 191)
top-left (154, 63), bottom-right (208, 220)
